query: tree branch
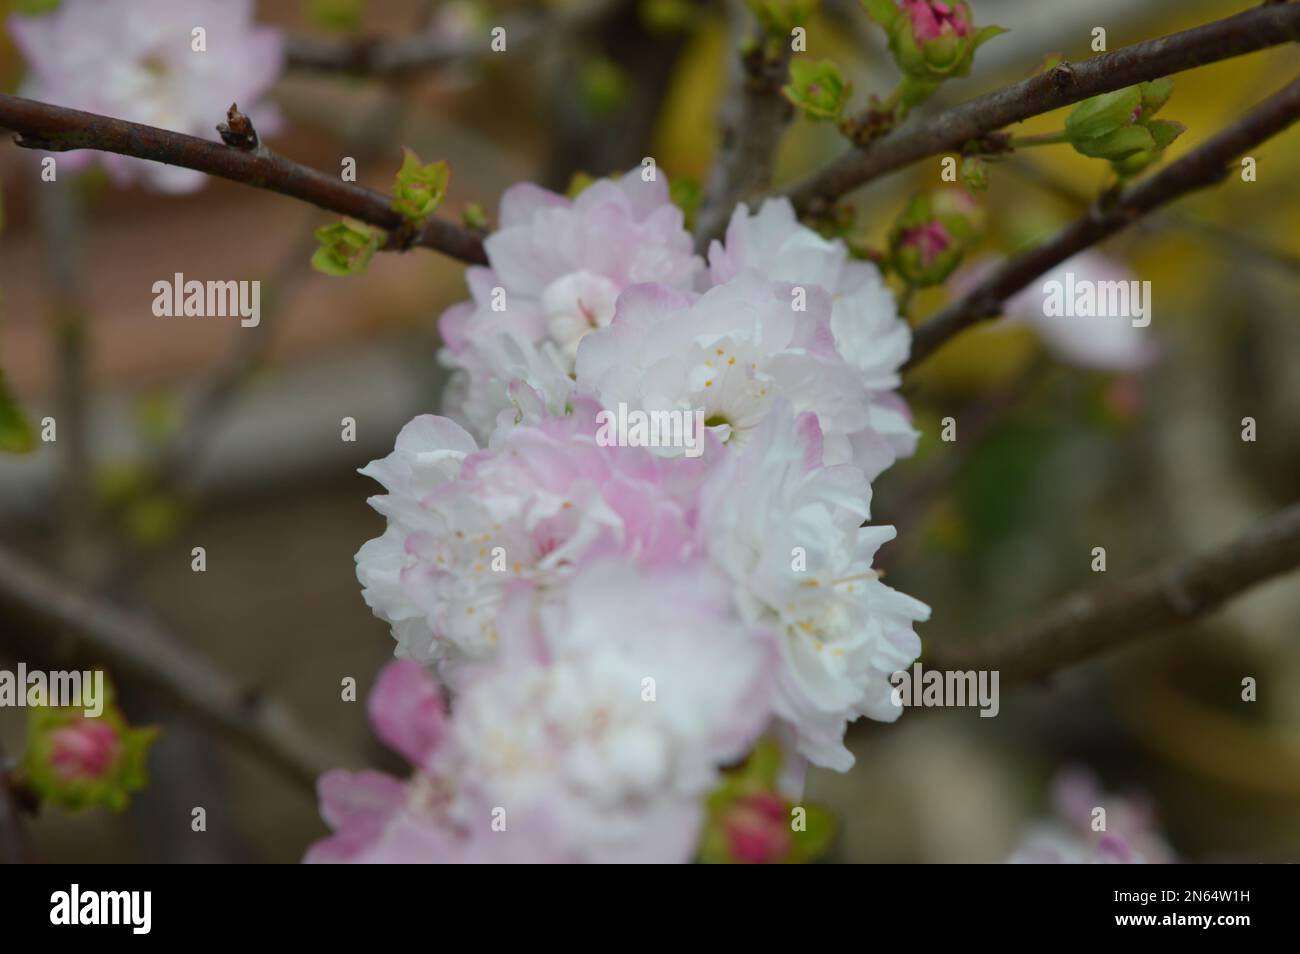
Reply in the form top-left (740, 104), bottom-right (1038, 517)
top-left (0, 94), bottom-right (488, 266)
top-left (786, 2), bottom-right (1300, 216)
top-left (925, 502), bottom-right (1300, 686)
top-left (906, 74), bottom-right (1300, 369)
top-left (695, 2), bottom-right (795, 247)
top-left (0, 541), bottom-right (348, 792)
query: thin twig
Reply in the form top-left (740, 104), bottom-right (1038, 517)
top-left (906, 75), bottom-right (1300, 369)
top-left (0, 94), bottom-right (488, 265)
top-left (786, 3), bottom-right (1300, 216)
top-left (0, 541), bottom-right (348, 792)
top-left (926, 501), bottom-right (1300, 686)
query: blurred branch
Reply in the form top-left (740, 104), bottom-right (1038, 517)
top-left (926, 501), bottom-right (1300, 686)
top-left (286, 13), bottom-right (545, 76)
top-left (906, 75), bottom-right (1300, 369)
top-left (35, 179), bottom-right (93, 578)
top-left (0, 541), bottom-right (347, 792)
top-left (695, 2), bottom-right (794, 245)
top-left (786, 2), bottom-right (1300, 216)
top-left (0, 742), bottom-right (33, 865)
top-left (0, 94), bottom-right (488, 266)
top-left (1005, 157), bottom-right (1300, 276)
top-left (286, 0), bottom-right (623, 78)
top-left (140, 228), bottom-right (317, 499)
top-left (540, 0), bottom-right (693, 189)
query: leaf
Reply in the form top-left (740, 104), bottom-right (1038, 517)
top-left (565, 171), bottom-right (597, 199)
top-left (960, 155), bottom-right (989, 192)
top-left (742, 738), bottom-right (786, 787)
top-left (0, 371), bottom-right (35, 454)
top-left (974, 24), bottom-right (1009, 48)
top-left (461, 202), bottom-right (488, 231)
top-left (782, 58), bottom-right (851, 121)
top-left (1146, 118), bottom-right (1185, 151)
top-left (1065, 86), bottom-right (1141, 142)
top-left (788, 804), bottom-right (837, 863)
top-left (858, 0), bottom-right (899, 29)
top-left (1026, 52), bottom-right (1064, 78)
top-left (391, 148), bottom-right (450, 223)
top-left (1071, 124), bottom-right (1153, 160)
top-left (1138, 78), bottom-right (1174, 120)
top-left (305, 0), bottom-right (364, 32)
top-left (669, 176), bottom-right (702, 231)
top-left (311, 219), bottom-right (381, 277)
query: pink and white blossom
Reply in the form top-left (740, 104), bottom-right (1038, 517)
top-left (574, 273), bottom-right (896, 477)
top-left (310, 560), bottom-right (777, 863)
top-left (708, 198), bottom-right (919, 475)
top-left (305, 660), bottom-right (571, 863)
top-left (444, 559), bottom-right (777, 862)
top-left (355, 400), bottom-right (709, 673)
top-left (699, 402), bottom-right (929, 771)
top-left (438, 171), bottom-right (701, 440)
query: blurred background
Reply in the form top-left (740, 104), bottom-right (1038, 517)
top-left (0, 0), bottom-right (1297, 862)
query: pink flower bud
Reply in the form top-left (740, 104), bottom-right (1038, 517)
top-left (904, 0), bottom-right (970, 43)
top-left (723, 791), bottom-right (792, 864)
top-left (48, 718), bottom-right (121, 782)
top-left (898, 220), bottom-right (954, 268)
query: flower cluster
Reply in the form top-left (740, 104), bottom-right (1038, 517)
top-left (314, 170), bottom-right (930, 862)
top-left (9, 0), bottom-right (284, 193)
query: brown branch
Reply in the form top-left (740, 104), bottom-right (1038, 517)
top-left (926, 502), bottom-right (1300, 686)
top-left (0, 93), bottom-right (488, 266)
top-left (0, 541), bottom-right (348, 792)
top-left (906, 74), bottom-right (1300, 369)
top-left (695, 2), bottom-right (795, 246)
top-left (786, 2), bottom-right (1300, 216)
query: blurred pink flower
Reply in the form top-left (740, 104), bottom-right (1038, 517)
top-left (1008, 766), bottom-right (1175, 864)
top-left (10, 0), bottom-right (284, 193)
top-left (957, 251), bottom-right (1162, 372)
